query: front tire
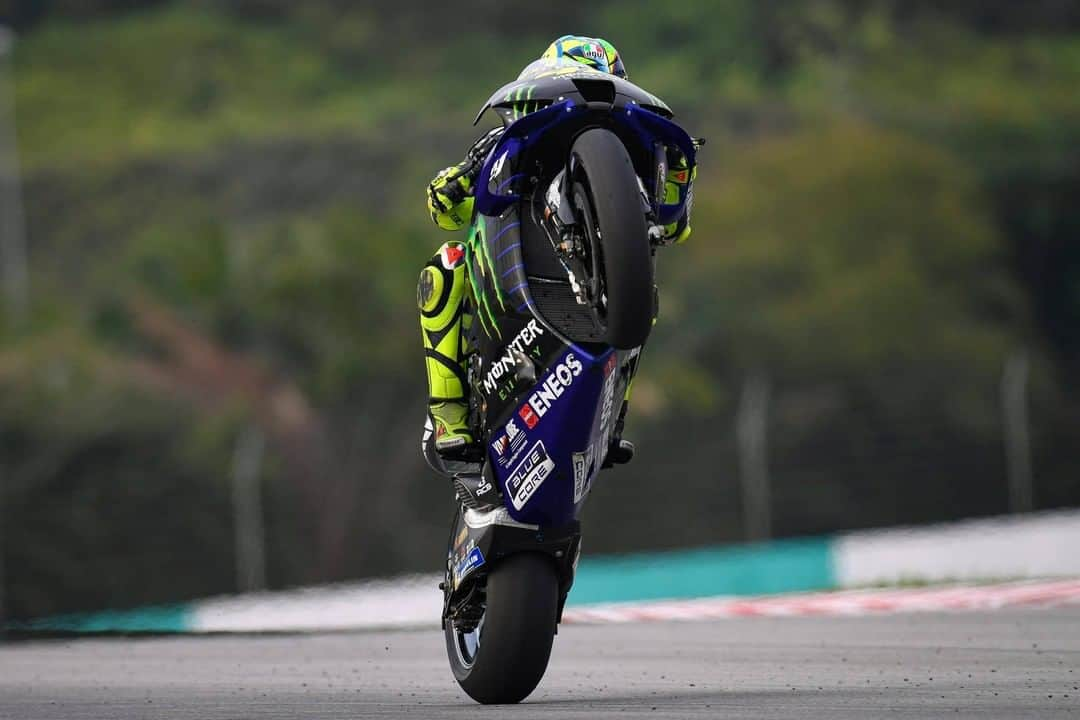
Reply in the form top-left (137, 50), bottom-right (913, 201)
top-left (445, 553), bottom-right (559, 704)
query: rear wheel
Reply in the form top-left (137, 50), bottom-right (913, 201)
top-left (445, 552), bottom-right (559, 704)
top-left (570, 128), bottom-right (653, 349)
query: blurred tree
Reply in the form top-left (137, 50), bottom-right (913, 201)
top-left (0, 0), bottom-right (169, 28)
top-left (680, 123), bottom-right (1022, 387)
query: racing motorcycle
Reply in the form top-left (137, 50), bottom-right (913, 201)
top-left (424, 57), bottom-right (699, 704)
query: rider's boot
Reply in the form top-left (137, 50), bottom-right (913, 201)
top-left (429, 401), bottom-right (472, 453)
top-left (418, 242), bottom-right (474, 457)
top-left (604, 438), bottom-right (635, 467)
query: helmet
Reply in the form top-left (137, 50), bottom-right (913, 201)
top-left (541, 35), bottom-right (628, 79)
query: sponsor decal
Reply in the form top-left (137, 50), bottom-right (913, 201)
top-left (442, 245), bottom-right (464, 267)
top-left (506, 418), bottom-right (521, 440)
top-left (507, 441), bottom-right (555, 511)
top-left (490, 149), bottom-right (509, 180)
top-left (521, 352), bottom-right (584, 422)
top-left (453, 544), bottom-right (485, 585)
top-left (603, 353), bottom-right (618, 376)
top-left (417, 267), bottom-right (436, 308)
top-left (597, 354), bottom-right (619, 453)
top-left (518, 402), bottom-right (539, 429)
top-left (490, 376), bottom-right (517, 401)
top-left (572, 444), bottom-right (598, 504)
top-left (475, 474), bottom-right (493, 495)
top-left (482, 319), bottom-right (544, 395)
top-left (454, 526), bottom-right (469, 549)
top-left (491, 417), bottom-right (528, 467)
top-left (583, 42), bottom-right (606, 61)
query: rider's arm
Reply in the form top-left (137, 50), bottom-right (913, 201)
top-left (427, 128), bottom-right (505, 231)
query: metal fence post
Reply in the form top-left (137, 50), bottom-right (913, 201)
top-left (737, 371), bottom-right (772, 541)
top-left (0, 461), bottom-right (6, 635)
top-left (232, 426), bottom-right (267, 592)
top-left (1002, 349), bottom-right (1034, 513)
top-left (0, 26), bottom-right (29, 325)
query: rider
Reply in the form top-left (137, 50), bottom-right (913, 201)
top-left (419, 35), bottom-right (695, 461)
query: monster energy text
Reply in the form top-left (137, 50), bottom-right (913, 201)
top-left (482, 319), bottom-right (545, 395)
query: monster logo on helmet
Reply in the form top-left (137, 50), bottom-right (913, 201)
top-left (542, 35), bottom-right (628, 79)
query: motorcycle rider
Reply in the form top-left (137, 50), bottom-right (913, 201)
top-left (419, 35), bottom-right (695, 462)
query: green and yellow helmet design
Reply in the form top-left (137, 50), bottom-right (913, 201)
top-left (541, 35), bottom-right (628, 79)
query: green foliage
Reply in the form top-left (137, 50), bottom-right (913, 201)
top-left (14, 6), bottom-right (372, 169)
top-left (684, 123), bottom-right (1015, 377)
top-left (0, 330), bottom-right (240, 616)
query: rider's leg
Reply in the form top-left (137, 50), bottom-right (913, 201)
top-left (418, 242), bottom-right (473, 453)
top-left (663, 148), bottom-right (696, 244)
top-left (604, 291), bottom-right (660, 467)
top-left (604, 359), bottom-right (642, 468)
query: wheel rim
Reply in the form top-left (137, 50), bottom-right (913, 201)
top-left (453, 611), bottom-right (486, 669)
top-left (572, 183), bottom-right (609, 328)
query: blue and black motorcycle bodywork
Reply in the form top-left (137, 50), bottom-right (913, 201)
top-left (428, 59), bottom-right (697, 704)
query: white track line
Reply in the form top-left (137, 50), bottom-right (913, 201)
top-left (561, 579), bottom-right (1080, 624)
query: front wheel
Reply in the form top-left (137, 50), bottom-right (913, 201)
top-left (445, 553), bottom-right (559, 704)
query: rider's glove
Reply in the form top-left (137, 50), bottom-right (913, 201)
top-left (426, 128), bottom-right (505, 231)
top-left (428, 165), bottom-right (475, 231)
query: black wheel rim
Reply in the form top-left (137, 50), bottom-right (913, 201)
top-left (572, 182), bottom-right (609, 331)
top-left (453, 611), bottom-right (486, 669)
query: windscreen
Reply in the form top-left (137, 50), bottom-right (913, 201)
top-left (516, 57), bottom-right (612, 82)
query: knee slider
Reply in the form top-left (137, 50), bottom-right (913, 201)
top-left (420, 243), bottom-right (468, 322)
top-left (417, 266), bottom-right (444, 313)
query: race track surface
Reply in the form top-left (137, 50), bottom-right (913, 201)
top-left (2, 609), bottom-right (1078, 719)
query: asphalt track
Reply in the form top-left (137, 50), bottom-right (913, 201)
top-left (2, 609), bottom-right (1078, 719)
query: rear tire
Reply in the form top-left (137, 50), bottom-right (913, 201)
top-left (570, 128), bottom-right (653, 349)
top-left (445, 553), bottom-right (559, 704)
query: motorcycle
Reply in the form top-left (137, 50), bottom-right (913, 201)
top-left (423, 57), bottom-right (698, 704)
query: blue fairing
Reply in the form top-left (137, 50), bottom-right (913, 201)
top-left (473, 100), bottom-right (696, 227)
top-left (473, 100), bottom-right (574, 217)
top-left (613, 106), bottom-right (696, 226)
top-left (487, 345), bottom-right (620, 526)
top-left (471, 85), bottom-right (690, 527)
